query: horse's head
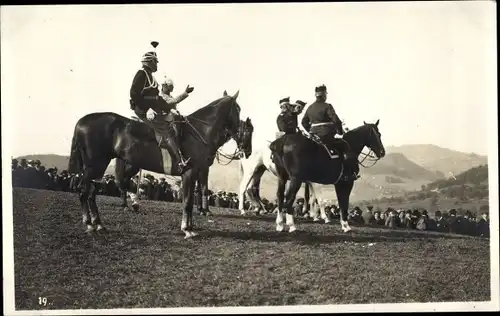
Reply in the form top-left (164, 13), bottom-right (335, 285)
top-left (236, 117), bottom-right (254, 158)
top-left (221, 90), bottom-right (254, 158)
top-left (361, 119), bottom-right (385, 158)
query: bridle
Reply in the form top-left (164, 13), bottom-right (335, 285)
top-left (216, 119), bottom-right (250, 165)
top-left (358, 125), bottom-right (383, 168)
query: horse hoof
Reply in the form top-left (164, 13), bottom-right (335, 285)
top-left (184, 231), bottom-right (199, 239)
top-left (289, 226), bottom-right (297, 233)
top-left (96, 225), bottom-right (106, 232)
top-left (132, 204), bottom-right (140, 212)
top-left (276, 225), bottom-right (284, 232)
top-left (325, 218), bottom-right (331, 224)
top-left (313, 217), bottom-right (321, 222)
top-left (85, 225), bottom-right (95, 233)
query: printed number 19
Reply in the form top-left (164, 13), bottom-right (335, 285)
top-left (38, 297), bottom-right (47, 306)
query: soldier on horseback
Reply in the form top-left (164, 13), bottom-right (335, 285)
top-left (129, 41), bottom-right (194, 174)
top-left (159, 76), bottom-right (192, 167)
top-left (269, 98), bottom-right (307, 157)
top-left (301, 84), bottom-right (359, 181)
top-left (276, 97), bottom-right (304, 135)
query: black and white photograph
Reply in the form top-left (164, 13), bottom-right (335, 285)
top-left (2, 1), bottom-right (498, 314)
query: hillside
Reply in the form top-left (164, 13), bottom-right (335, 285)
top-left (15, 144), bottom-right (487, 203)
top-left (386, 144), bottom-right (487, 176)
top-left (363, 153), bottom-right (439, 181)
top-left (361, 164), bottom-right (490, 211)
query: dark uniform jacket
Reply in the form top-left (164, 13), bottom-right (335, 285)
top-left (301, 100), bottom-right (343, 138)
top-left (276, 111), bottom-right (299, 134)
top-left (130, 68), bottom-right (172, 117)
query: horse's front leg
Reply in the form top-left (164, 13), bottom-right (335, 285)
top-left (200, 169), bottom-right (212, 216)
top-left (284, 178), bottom-right (302, 233)
top-left (335, 181), bottom-right (354, 232)
top-left (181, 169), bottom-right (197, 239)
top-left (275, 178), bottom-right (286, 232)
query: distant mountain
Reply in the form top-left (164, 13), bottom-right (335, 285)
top-left (363, 152), bottom-right (439, 181)
top-left (16, 154), bottom-right (70, 171)
top-left (386, 144), bottom-right (487, 176)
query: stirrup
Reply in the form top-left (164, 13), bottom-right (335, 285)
top-left (179, 156), bottom-right (191, 167)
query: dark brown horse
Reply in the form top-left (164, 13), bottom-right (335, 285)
top-left (269, 120), bottom-right (386, 233)
top-left (192, 132), bottom-right (252, 216)
top-left (68, 90), bottom-right (253, 238)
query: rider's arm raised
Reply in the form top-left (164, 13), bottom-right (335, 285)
top-left (162, 92), bottom-right (189, 109)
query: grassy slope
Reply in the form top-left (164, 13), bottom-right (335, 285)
top-left (12, 188), bottom-right (490, 310)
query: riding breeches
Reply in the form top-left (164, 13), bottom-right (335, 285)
top-left (134, 110), bottom-right (175, 140)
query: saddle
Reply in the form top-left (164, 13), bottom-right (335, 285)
top-left (307, 134), bottom-right (342, 159)
top-left (269, 132), bottom-right (343, 160)
top-left (129, 113), bottom-right (184, 146)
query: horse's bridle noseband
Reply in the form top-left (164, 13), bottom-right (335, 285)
top-left (359, 125), bottom-right (383, 168)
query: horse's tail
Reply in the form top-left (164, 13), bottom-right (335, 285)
top-left (68, 126), bottom-right (83, 174)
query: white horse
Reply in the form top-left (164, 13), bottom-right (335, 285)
top-left (238, 140), bottom-right (332, 224)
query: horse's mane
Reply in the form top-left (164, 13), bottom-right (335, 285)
top-left (187, 96), bottom-right (235, 119)
top-left (345, 123), bottom-right (369, 135)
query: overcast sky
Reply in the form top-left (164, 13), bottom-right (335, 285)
top-left (1, 1), bottom-right (497, 158)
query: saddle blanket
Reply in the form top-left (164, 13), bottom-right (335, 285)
top-left (160, 147), bottom-right (174, 175)
top-left (129, 116), bottom-right (176, 175)
top-left (155, 134), bottom-right (175, 175)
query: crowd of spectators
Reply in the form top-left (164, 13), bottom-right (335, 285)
top-left (12, 158), bottom-right (490, 237)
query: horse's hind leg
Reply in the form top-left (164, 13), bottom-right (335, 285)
top-left (283, 177), bottom-right (302, 233)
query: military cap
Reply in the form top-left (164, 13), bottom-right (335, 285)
top-left (141, 41), bottom-right (159, 62)
top-left (295, 100), bottom-right (307, 107)
top-left (279, 97), bottom-right (290, 104)
top-left (315, 85), bottom-right (328, 96)
top-left (161, 77), bottom-right (174, 86)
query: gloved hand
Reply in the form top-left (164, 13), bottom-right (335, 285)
top-left (334, 134), bottom-right (343, 139)
top-left (185, 85), bottom-right (194, 93)
top-left (146, 108), bottom-right (157, 120)
top-left (170, 108), bottom-right (180, 116)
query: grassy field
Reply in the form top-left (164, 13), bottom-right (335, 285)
top-left (11, 188), bottom-right (491, 310)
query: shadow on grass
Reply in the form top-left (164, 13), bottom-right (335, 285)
top-left (197, 227), bottom-right (471, 245)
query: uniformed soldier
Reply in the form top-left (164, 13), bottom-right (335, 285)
top-left (276, 98), bottom-right (307, 135)
top-left (301, 85), bottom-right (359, 181)
top-left (276, 97), bottom-right (296, 134)
top-left (129, 41), bottom-right (194, 175)
top-left (159, 77), bottom-right (191, 167)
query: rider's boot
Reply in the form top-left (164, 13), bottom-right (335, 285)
top-left (172, 123), bottom-right (192, 170)
top-left (159, 125), bottom-right (191, 175)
